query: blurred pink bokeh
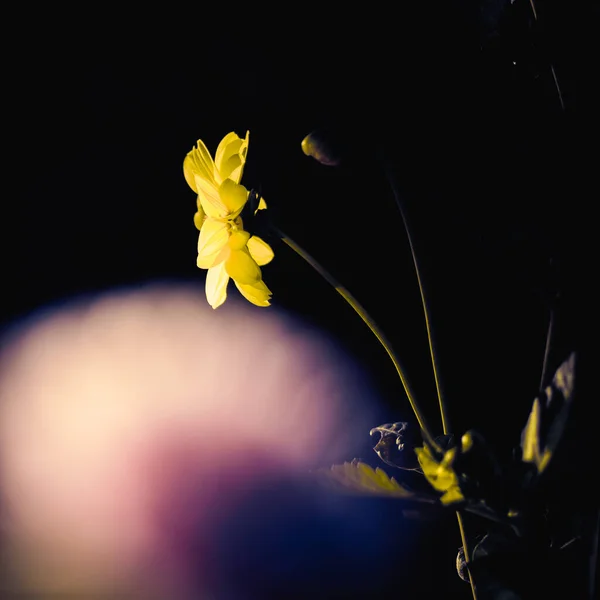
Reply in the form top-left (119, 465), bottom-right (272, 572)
top-left (0, 285), bottom-right (374, 597)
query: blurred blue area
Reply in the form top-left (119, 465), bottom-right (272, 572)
top-left (203, 478), bottom-right (462, 599)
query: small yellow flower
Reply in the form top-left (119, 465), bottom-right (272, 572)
top-left (183, 131), bottom-right (274, 309)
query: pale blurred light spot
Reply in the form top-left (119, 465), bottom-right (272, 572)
top-left (0, 284), bottom-right (377, 597)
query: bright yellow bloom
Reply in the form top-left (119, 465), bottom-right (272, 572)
top-left (183, 131), bottom-right (274, 309)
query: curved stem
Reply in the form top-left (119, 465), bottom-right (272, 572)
top-left (528, 0), bottom-right (538, 20)
top-left (271, 225), bottom-right (438, 446)
top-left (529, 0), bottom-right (565, 112)
top-left (590, 509), bottom-right (600, 600)
top-left (383, 163), bottom-right (477, 599)
top-left (539, 305), bottom-right (555, 390)
top-left (457, 512), bottom-right (478, 599)
top-left (383, 163), bottom-right (450, 436)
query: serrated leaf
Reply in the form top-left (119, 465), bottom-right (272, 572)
top-left (316, 460), bottom-right (435, 502)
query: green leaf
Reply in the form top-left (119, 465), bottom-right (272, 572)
top-left (316, 459), bottom-right (435, 502)
top-left (521, 397), bottom-right (542, 465)
top-left (415, 446), bottom-right (465, 506)
top-left (520, 352), bottom-right (576, 474)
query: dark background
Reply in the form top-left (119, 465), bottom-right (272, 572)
top-left (3, 1), bottom-right (598, 597)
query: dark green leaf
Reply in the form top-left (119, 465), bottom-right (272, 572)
top-left (520, 352), bottom-right (576, 474)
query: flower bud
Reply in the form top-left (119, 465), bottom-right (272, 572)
top-left (301, 129), bottom-right (344, 166)
top-left (456, 546), bottom-right (470, 583)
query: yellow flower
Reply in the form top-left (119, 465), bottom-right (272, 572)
top-left (203, 226), bottom-right (274, 309)
top-left (183, 131), bottom-right (274, 309)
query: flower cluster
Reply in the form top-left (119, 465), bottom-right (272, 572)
top-left (183, 132), bottom-right (274, 309)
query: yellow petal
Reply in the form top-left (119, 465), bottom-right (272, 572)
top-left (197, 219), bottom-right (230, 267)
top-left (247, 235), bottom-right (274, 266)
top-left (183, 155), bottom-right (198, 193)
top-left (193, 198), bottom-right (206, 231)
top-left (184, 140), bottom-right (218, 192)
top-left (215, 131), bottom-right (249, 183)
top-left (198, 247), bottom-right (230, 269)
top-left (196, 176), bottom-right (228, 218)
top-left (235, 279), bottom-right (272, 307)
top-left (225, 248), bottom-right (261, 284)
top-left (215, 137), bottom-right (242, 181)
top-left (193, 211), bottom-right (205, 231)
top-left (205, 262), bottom-right (229, 309)
top-left (255, 196), bottom-right (267, 213)
top-left (228, 230), bottom-right (251, 250)
top-left (219, 154), bottom-right (242, 182)
top-left (218, 179), bottom-right (249, 217)
top-left (215, 132), bottom-right (243, 170)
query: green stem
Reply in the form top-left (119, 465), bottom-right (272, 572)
top-left (590, 509), bottom-right (600, 600)
top-left (457, 512), bottom-right (478, 599)
top-left (384, 163), bottom-right (477, 599)
top-left (539, 305), bottom-right (555, 390)
top-left (529, 0), bottom-right (566, 112)
top-left (383, 163), bottom-right (450, 436)
top-left (271, 225), bottom-right (437, 446)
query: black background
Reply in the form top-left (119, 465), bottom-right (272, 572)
top-left (3, 1), bottom-right (598, 597)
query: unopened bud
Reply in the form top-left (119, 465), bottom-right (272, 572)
top-left (301, 129), bottom-right (343, 166)
top-left (461, 431), bottom-right (474, 453)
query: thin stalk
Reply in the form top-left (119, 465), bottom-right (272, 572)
top-left (539, 306), bottom-right (555, 390)
top-left (528, 0), bottom-right (538, 20)
top-left (384, 164), bottom-right (476, 599)
top-left (272, 225), bottom-right (438, 447)
top-left (529, 0), bottom-right (566, 111)
top-left (457, 512), bottom-right (478, 599)
top-left (383, 163), bottom-right (450, 436)
top-left (590, 509), bottom-right (600, 600)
